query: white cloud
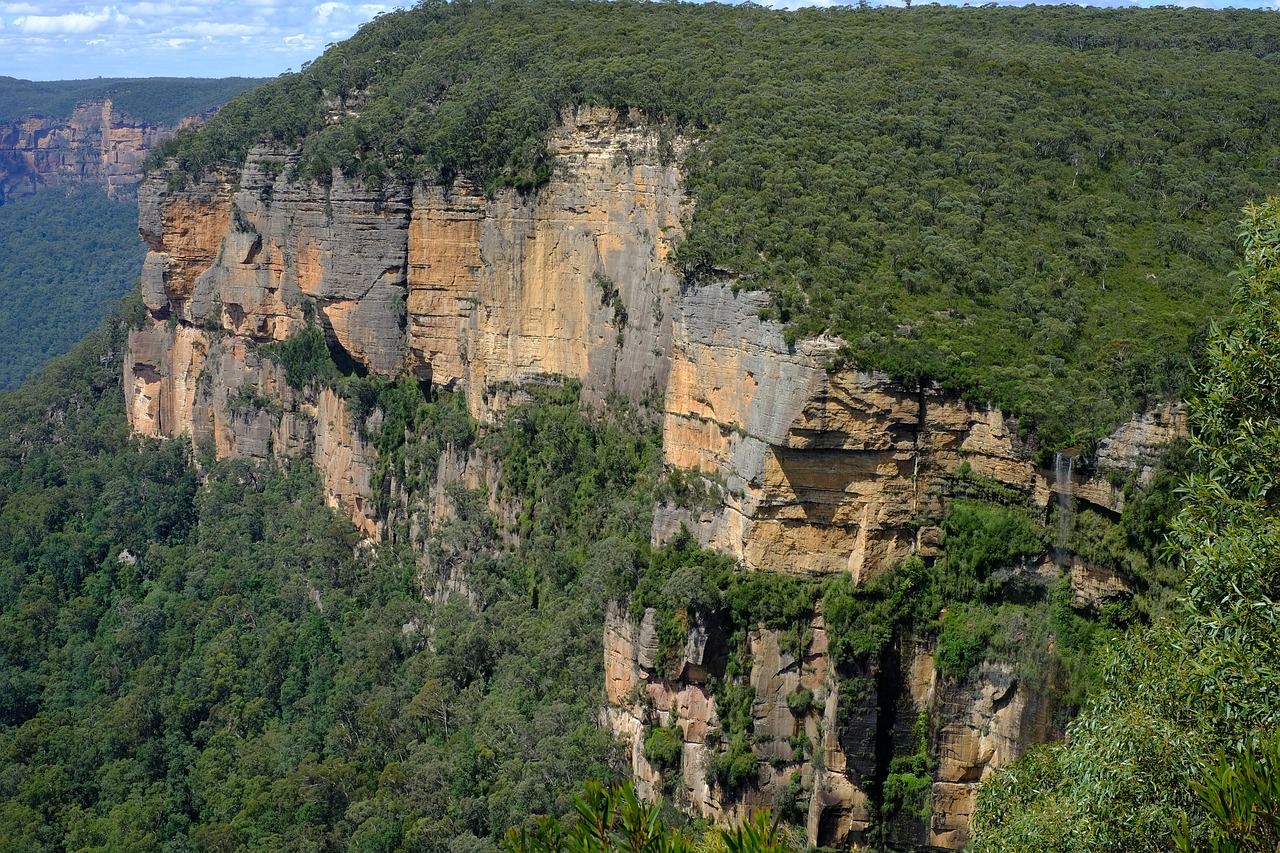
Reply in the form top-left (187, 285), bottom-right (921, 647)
top-left (183, 20), bottom-right (263, 36)
top-left (0, 3), bottom-right (42, 14)
top-left (123, 3), bottom-right (177, 15)
top-left (313, 2), bottom-right (345, 23)
top-left (15, 8), bottom-right (114, 34)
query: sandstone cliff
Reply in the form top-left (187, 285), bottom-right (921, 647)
top-left (129, 106), bottom-right (686, 538)
top-left (0, 99), bottom-right (177, 202)
top-left (656, 280), bottom-right (1182, 582)
top-left (126, 106), bottom-right (1186, 847)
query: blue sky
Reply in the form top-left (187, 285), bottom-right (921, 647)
top-left (0, 0), bottom-right (1276, 81)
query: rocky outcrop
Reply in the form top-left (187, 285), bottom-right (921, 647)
top-left (126, 106), bottom-right (1188, 847)
top-left (603, 603), bottom-right (1057, 850)
top-left (128, 108), bottom-right (688, 537)
top-left (126, 321), bottom-right (381, 537)
top-left (925, 663), bottom-right (1056, 849)
top-left (656, 282), bottom-right (1186, 582)
top-left (603, 601), bottom-right (869, 839)
top-left (0, 99), bottom-right (175, 202)
top-left (406, 111), bottom-right (686, 416)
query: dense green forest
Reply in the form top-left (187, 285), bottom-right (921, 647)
top-left (0, 188), bottom-right (145, 389)
top-left (0, 187), bottom-right (145, 390)
top-left (971, 196), bottom-right (1280, 852)
top-left (0, 300), bottom-right (647, 851)
top-left (0, 77), bottom-right (264, 125)
top-left (0, 293), bottom-right (1189, 850)
top-left (153, 0), bottom-right (1280, 446)
top-left (9, 2), bottom-right (1280, 850)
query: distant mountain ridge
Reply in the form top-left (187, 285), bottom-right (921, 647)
top-left (0, 78), bottom-right (263, 387)
top-left (0, 76), bottom-right (264, 126)
top-left (0, 77), bottom-right (263, 203)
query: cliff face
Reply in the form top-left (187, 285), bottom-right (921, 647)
top-left (603, 599), bottom-right (1059, 849)
top-left (604, 600), bottom-right (876, 844)
top-left (406, 112), bottom-right (686, 416)
top-left (129, 106), bottom-right (685, 536)
top-left (657, 281), bottom-right (1181, 582)
top-left (0, 99), bottom-right (175, 202)
top-left (126, 107), bottom-right (1186, 846)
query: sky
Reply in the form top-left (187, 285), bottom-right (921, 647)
top-left (0, 0), bottom-right (1276, 82)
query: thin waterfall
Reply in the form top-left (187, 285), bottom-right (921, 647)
top-left (1054, 452), bottom-right (1074, 566)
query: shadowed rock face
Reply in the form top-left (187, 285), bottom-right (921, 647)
top-left (657, 280), bottom-right (1184, 584)
top-left (0, 100), bottom-right (177, 202)
top-left (125, 107), bottom-right (1185, 846)
top-left (604, 601), bottom-right (1062, 850)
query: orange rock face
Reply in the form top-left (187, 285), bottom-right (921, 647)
top-left (124, 106), bottom-right (1188, 847)
top-left (127, 108), bottom-right (689, 541)
top-left (657, 282), bottom-right (1185, 582)
top-left (0, 99), bottom-right (174, 202)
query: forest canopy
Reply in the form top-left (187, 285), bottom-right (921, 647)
top-left (0, 76), bottom-right (264, 126)
top-left (0, 187), bottom-right (144, 390)
top-left (152, 0), bottom-right (1280, 446)
top-left (972, 195), bottom-right (1280, 853)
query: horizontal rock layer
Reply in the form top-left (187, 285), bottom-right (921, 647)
top-left (125, 107), bottom-right (1187, 845)
top-left (657, 281), bottom-right (1184, 582)
top-left (129, 106), bottom-right (688, 537)
top-left (0, 99), bottom-right (175, 202)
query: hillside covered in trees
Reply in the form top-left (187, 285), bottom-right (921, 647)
top-left (154, 0), bottom-right (1280, 447)
top-left (5, 1), bottom-right (1280, 851)
top-left (0, 187), bottom-right (144, 390)
top-left (0, 75), bottom-right (262, 387)
top-left (972, 196), bottom-right (1280, 853)
top-left (0, 298), bottom-right (651, 850)
top-left (0, 76), bottom-right (264, 125)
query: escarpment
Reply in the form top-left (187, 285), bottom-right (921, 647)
top-left (129, 106), bottom-right (687, 534)
top-left (0, 99), bottom-right (177, 202)
top-left (126, 107), bottom-right (1186, 848)
top-left (657, 281), bottom-right (1182, 583)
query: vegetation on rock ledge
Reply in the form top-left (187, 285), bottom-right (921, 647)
top-left (972, 195), bottom-right (1280, 853)
top-left (151, 0), bottom-right (1280, 444)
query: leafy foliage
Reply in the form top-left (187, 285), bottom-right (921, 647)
top-left (880, 712), bottom-right (933, 827)
top-left (642, 727), bottom-right (682, 772)
top-left (935, 501), bottom-right (1044, 602)
top-left (0, 187), bottom-right (144, 390)
top-left (152, 0), bottom-right (1280, 443)
top-left (258, 324), bottom-right (342, 390)
top-left (0, 75), bottom-right (264, 125)
top-left (502, 781), bottom-right (797, 853)
top-left (1175, 733), bottom-right (1280, 853)
top-left (504, 781), bottom-right (696, 853)
top-left (0, 307), bottom-right (691, 852)
top-left (973, 195), bottom-right (1280, 852)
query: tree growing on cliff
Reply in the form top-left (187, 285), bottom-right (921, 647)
top-left (971, 194), bottom-right (1280, 851)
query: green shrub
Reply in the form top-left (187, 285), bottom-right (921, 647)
top-left (706, 733), bottom-right (758, 792)
top-left (643, 726), bottom-right (683, 771)
top-left (258, 324), bottom-right (341, 390)
top-left (881, 771), bottom-right (932, 823)
top-left (500, 780), bottom-right (797, 853)
top-left (934, 605), bottom-right (1001, 680)
top-left (785, 689), bottom-right (813, 718)
top-left (936, 501), bottom-right (1044, 602)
